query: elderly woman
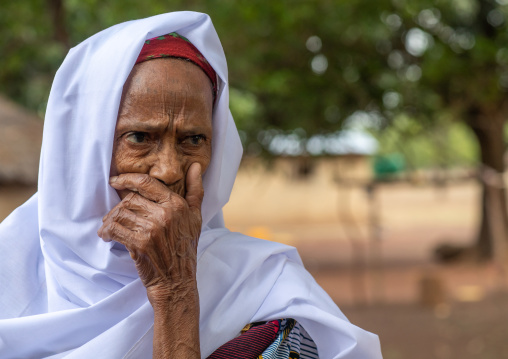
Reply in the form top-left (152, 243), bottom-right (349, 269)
top-left (0, 12), bottom-right (381, 359)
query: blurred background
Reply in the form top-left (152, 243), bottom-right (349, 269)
top-left (2, 0), bottom-right (508, 358)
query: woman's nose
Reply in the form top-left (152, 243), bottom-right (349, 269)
top-left (149, 146), bottom-right (184, 186)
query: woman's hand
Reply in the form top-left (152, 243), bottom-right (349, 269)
top-left (97, 163), bottom-right (203, 358)
top-left (98, 162), bottom-right (203, 303)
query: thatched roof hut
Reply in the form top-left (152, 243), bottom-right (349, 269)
top-left (0, 95), bottom-right (43, 185)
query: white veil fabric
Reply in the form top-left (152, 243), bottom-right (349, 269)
top-left (0, 12), bottom-right (382, 359)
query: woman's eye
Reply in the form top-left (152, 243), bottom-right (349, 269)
top-left (126, 132), bottom-right (147, 144)
top-left (184, 135), bottom-right (206, 146)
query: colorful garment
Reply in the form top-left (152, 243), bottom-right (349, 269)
top-left (208, 319), bottom-right (319, 359)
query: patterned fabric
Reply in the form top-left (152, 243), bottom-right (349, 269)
top-left (135, 32), bottom-right (217, 103)
top-left (207, 320), bottom-right (280, 359)
top-left (259, 319), bottom-right (319, 359)
top-left (207, 319), bottom-right (319, 359)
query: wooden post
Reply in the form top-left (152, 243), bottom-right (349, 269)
top-left (366, 182), bottom-right (384, 303)
top-left (334, 160), bottom-right (369, 306)
top-left (336, 185), bottom-right (369, 306)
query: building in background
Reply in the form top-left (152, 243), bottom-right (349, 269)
top-left (0, 95), bottom-right (42, 185)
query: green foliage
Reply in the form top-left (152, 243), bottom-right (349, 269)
top-left (0, 1), bottom-right (60, 114)
top-left (0, 0), bottom-right (502, 166)
top-left (372, 118), bottom-right (478, 169)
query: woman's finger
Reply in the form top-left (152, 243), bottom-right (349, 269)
top-left (103, 192), bottom-right (160, 223)
top-left (185, 163), bottom-right (204, 214)
top-left (98, 220), bottom-right (135, 247)
top-left (110, 206), bottom-right (156, 232)
top-left (109, 173), bottom-right (173, 203)
top-left (101, 192), bottom-right (133, 224)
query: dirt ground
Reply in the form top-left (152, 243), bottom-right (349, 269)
top-left (2, 178), bottom-right (508, 358)
top-left (301, 257), bottom-right (508, 359)
top-left (342, 291), bottom-right (508, 359)
top-left (0, 184), bottom-right (36, 220)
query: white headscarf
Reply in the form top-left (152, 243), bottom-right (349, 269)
top-left (0, 12), bottom-right (381, 359)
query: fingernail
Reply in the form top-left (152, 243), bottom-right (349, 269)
top-left (109, 176), bottom-right (118, 183)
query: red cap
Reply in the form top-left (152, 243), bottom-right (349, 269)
top-left (136, 33), bottom-right (217, 103)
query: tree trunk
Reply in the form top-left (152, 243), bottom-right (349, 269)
top-left (47, 0), bottom-right (70, 49)
top-left (467, 112), bottom-right (507, 260)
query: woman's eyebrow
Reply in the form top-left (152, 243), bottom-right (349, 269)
top-left (177, 126), bottom-right (212, 135)
top-left (116, 121), bottom-right (166, 132)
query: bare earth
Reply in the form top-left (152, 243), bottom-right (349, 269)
top-left (0, 185), bottom-right (36, 220)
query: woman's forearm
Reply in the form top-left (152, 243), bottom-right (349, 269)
top-left (150, 284), bottom-right (201, 359)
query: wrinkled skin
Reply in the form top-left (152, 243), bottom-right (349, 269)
top-left (97, 58), bottom-right (213, 358)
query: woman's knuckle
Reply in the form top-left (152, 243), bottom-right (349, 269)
top-left (153, 206), bottom-right (164, 218)
top-left (112, 208), bottom-right (123, 222)
top-left (173, 198), bottom-right (186, 212)
top-left (109, 222), bottom-right (120, 236)
top-left (162, 207), bottom-right (173, 221)
top-left (148, 221), bottom-right (159, 235)
top-left (139, 175), bottom-right (152, 187)
top-left (131, 236), bottom-right (143, 251)
top-left (124, 192), bottom-right (136, 204)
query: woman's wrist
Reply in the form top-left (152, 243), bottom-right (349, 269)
top-left (150, 281), bottom-right (201, 359)
top-left (147, 280), bottom-right (198, 308)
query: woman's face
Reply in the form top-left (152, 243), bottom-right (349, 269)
top-left (111, 58), bottom-right (213, 199)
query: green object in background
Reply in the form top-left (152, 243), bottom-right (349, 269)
top-left (373, 153), bottom-right (405, 180)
